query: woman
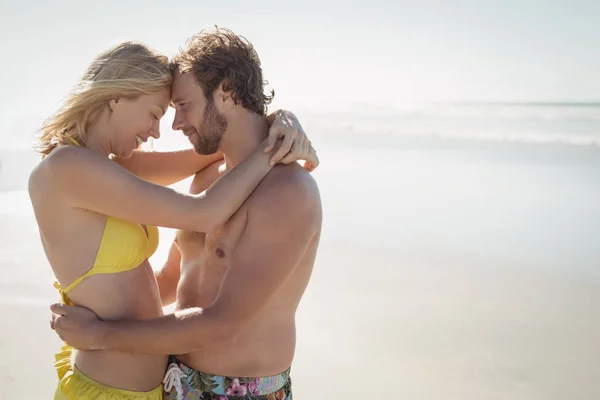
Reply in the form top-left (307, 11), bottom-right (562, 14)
top-left (29, 41), bottom-right (317, 399)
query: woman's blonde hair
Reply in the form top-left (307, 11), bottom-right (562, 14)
top-left (37, 41), bottom-right (172, 157)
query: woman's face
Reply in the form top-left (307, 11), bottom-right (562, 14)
top-left (108, 88), bottom-right (171, 158)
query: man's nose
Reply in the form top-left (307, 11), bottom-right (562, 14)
top-left (172, 110), bottom-right (185, 131)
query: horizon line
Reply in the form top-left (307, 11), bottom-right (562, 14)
top-left (446, 101), bottom-right (600, 107)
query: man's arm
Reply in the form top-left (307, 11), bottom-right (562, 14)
top-left (113, 149), bottom-right (223, 186)
top-left (51, 172), bottom-right (321, 354)
top-left (154, 240), bottom-right (181, 307)
top-left (102, 174), bottom-right (320, 354)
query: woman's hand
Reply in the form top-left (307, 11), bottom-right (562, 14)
top-left (266, 110), bottom-right (319, 172)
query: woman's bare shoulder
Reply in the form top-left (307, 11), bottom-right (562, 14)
top-left (29, 145), bottom-right (105, 199)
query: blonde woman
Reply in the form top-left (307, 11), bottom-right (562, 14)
top-left (29, 41), bottom-right (317, 400)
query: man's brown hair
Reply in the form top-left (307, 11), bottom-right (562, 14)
top-left (171, 27), bottom-right (274, 116)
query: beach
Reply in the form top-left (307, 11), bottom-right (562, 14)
top-left (1, 105), bottom-right (600, 399)
top-left (1, 0), bottom-right (599, 396)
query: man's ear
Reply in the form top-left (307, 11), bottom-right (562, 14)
top-left (215, 81), bottom-right (235, 110)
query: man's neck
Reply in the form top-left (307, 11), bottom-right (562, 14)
top-left (220, 111), bottom-right (269, 168)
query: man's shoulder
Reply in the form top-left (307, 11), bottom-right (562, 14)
top-left (257, 164), bottom-right (320, 203)
top-left (250, 164), bottom-right (321, 219)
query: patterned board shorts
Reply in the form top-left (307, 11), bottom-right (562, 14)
top-left (163, 357), bottom-right (292, 400)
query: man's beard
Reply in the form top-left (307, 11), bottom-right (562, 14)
top-left (194, 100), bottom-right (228, 155)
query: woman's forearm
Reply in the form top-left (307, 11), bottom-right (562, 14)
top-left (191, 139), bottom-right (273, 231)
top-left (114, 149), bottom-right (223, 186)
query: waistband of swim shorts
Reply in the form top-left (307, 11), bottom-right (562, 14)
top-left (170, 356), bottom-right (291, 396)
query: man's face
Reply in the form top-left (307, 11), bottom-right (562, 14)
top-left (171, 70), bottom-right (228, 154)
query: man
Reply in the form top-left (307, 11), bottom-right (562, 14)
top-left (51, 27), bottom-right (322, 400)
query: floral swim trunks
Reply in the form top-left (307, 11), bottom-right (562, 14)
top-left (163, 357), bottom-right (292, 400)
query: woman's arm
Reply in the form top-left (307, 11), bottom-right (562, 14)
top-left (40, 140), bottom-right (274, 233)
top-left (112, 109), bottom-right (318, 185)
top-left (265, 110), bottom-right (319, 171)
top-left (113, 149), bottom-right (223, 186)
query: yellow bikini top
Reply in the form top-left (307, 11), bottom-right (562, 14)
top-left (54, 137), bottom-right (159, 304)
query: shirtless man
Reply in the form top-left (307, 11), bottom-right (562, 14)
top-left (51, 27), bottom-right (322, 399)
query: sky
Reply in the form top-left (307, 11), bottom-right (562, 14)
top-left (0, 0), bottom-right (598, 148)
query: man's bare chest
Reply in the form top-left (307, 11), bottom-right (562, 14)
top-left (173, 161), bottom-right (250, 307)
top-left (176, 209), bottom-right (247, 266)
top-left (174, 208), bottom-right (247, 308)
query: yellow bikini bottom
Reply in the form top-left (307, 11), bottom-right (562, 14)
top-left (53, 344), bottom-right (163, 400)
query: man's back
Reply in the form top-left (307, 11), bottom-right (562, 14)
top-left (174, 162), bottom-right (322, 376)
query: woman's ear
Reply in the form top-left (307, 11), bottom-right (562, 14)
top-left (108, 98), bottom-right (119, 112)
